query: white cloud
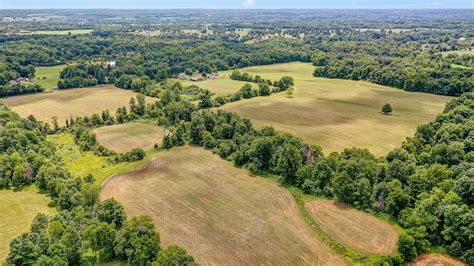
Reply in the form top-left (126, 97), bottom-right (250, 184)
top-left (242, 0), bottom-right (256, 8)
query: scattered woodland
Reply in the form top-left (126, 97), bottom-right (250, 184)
top-left (0, 9), bottom-right (472, 266)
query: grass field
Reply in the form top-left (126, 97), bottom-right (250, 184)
top-left (32, 64), bottom-right (66, 90)
top-left (173, 77), bottom-right (255, 97)
top-left (305, 199), bottom-right (399, 255)
top-left (441, 50), bottom-right (474, 56)
top-left (218, 62), bottom-right (451, 155)
top-left (49, 133), bottom-right (145, 186)
top-left (3, 85), bottom-right (157, 126)
top-left (0, 187), bottom-right (56, 261)
top-left (31, 29), bottom-right (94, 35)
top-left (93, 122), bottom-right (166, 153)
top-left (409, 253), bottom-right (467, 266)
top-left (101, 146), bottom-right (346, 265)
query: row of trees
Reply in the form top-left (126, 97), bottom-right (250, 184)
top-left (158, 92), bottom-right (473, 264)
top-left (311, 48), bottom-right (473, 96)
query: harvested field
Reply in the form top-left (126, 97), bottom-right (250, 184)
top-left (174, 77), bottom-right (255, 97)
top-left (305, 199), bottom-right (399, 255)
top-left (3, 85), bottom-right (156, 126)
top-left (93, 122), bottom-right (166, 152)
top-left (0, 187), bottom-right (56, 262)
top-left (101, 146), bottom-right (346, 265)
top-left (218, 62), bottom-right (450, 155)
top-left (409, 253), bottom-right (467, 266)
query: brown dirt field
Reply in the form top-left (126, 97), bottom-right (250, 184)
top-left (2, 85), bottom-right (157, 126)
top-left (305, 199), bottom-right (399, 255)
top-left (101, 146), bottom-right (347, 265)
top-left (93, 122), bottom-right (166, 153)
top-left (409, 253), bottom-right (467, 266)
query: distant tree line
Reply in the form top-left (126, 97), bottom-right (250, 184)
top-left (311, 47), bottom-right (473, 96)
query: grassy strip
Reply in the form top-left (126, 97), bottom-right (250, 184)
top-left (287, 186), bottom-right (390, 265)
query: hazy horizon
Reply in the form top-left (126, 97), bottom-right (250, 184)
top-left (1, 0), bottom-right (472, 9)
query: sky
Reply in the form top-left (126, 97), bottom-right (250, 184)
top-left (0, 0), bottom-right (472, 9)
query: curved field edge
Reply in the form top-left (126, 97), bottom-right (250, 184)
top-left (409, 253), bottom-right (467, 266)
top-left (100, 146), bottom-right (347, 265)
top-left (0, 187), bottom-right (56, 262)
top-left (93, 122), bottom-right (166, 153)
top-left (288, 187), bottom-right (401, 265)
top-left (305, 199), bottom-right (399, 255)
top-left (47, 133), bottom-right (149, 185)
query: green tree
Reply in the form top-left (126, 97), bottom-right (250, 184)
top-left (153, 245), bottom-right (195, 266)
top-left (275, 143), bottom-right (303, 183)
top-left (114, 216), bottom-right (160, 265)
top-left (381, 103), bottom-right (393, 114)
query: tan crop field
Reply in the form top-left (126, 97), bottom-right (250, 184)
top-left (3, 85), bottom-right (156, 126)
top-left (0, 187), bottom-right (56, 262)
top-left (93, 122), bottom-right (166, 152)
top-left (101, 146), bottom-right (346, 265)
top-left (305, 199), bottom-right (399, 255)
top-left (409, 253), bottom-right (467, 266)
top-left (173, 77), bottom-right (255, 97)
top-left (218, 62), bottom-right (451, 155)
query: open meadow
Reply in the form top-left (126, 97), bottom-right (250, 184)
top-left (218, 62), bottom-right (451, 155)
top-left (3, 85), bottom-right (156, 126)
top-left (440, 50), bottom-right (474, 56)
top-left (174, 77), bottom-right (255, 97)
top-left (32, 64), bottom-right (66, 90)
top-left (31, 29), bottom-right (94, 35)
top-left (101, 146), bottom-right (346, 265)
top-left (305, 199), bottom-right (399, 255)
top-left (0, 188), bottom-right (56, 261)
top-left (93, 122), bottom-right (166, 152)
top-left (48, 133), bottom-right (145, 185)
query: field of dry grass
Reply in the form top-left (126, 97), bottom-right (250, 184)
top-left (3, 85), bottom-right (156, 126)
top-left (172, 77), bottom-right (255, 97)
top-left (305, 199), bottom-right (399, 255)
top-left (93, 122), bottom-right (166, 152)
top-left (101, 146), bottom-right (346, 265)
top-left (409, 253), bottom-right (467, 266)
top-left (218, 62), bottom-right (451, 155)
top-left (0, 187), bottom-right (56, 262)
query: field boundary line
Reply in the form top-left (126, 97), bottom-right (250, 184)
top-left (101, 171), bottom-right (118, 187)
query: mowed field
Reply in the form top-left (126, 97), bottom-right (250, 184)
top-left (49, 133), bottom-right (145, 185)
top-left (3, 85), bottom-right (156, 126)
top-left (409, 253), bottom-right (467, 266)
top-left (0, 188), bottom-right (56, 261)
top-left (305, 199), bottom-right (399, 255)
top-left (174, 77), bottom-right (255, 97)
top-left (93, 122), bottom-right (166, 152)
top-left (31, 29), bottom-right (94, 35)
top-left (101, 146), bottom-right (346, 265)
top-left (218, 62), bottom-right (451, 155)
top-left (32, 64), bottom-right (66, 90)
top-left (441, 50), bottom-right (474, 57)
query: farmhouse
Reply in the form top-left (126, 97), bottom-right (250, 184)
top-left (190, 76), bottom-right (204, 82)
top-left (178, 73), bottom-right (189, 80)
top-left (107, 61), bottom-right (117, 69)
top-left (208, 72), bottom-right (219, 79)
top-left (9, 77), bottom-right (31, 85)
